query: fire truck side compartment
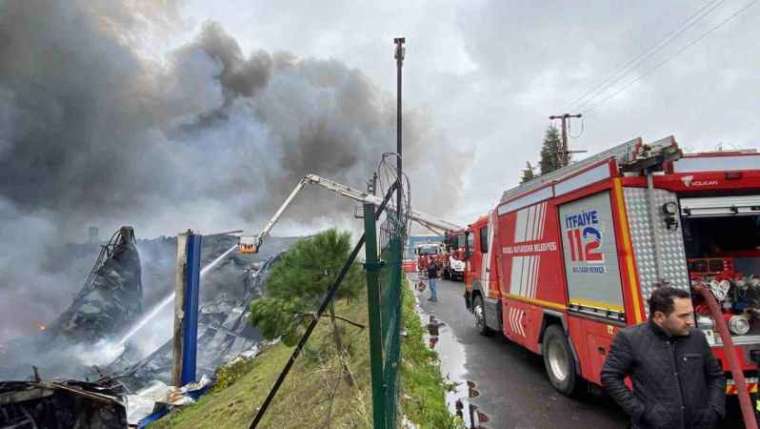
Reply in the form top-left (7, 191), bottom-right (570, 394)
top-left (623, 187), bottom-right (691, 318)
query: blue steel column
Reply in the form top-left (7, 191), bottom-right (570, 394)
top-left (181, 233), bottom-right (202, 385)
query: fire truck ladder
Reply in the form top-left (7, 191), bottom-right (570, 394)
top-left (500, 136), bottom-right (682, 203)
top-left (499, 136), bottom-right (682, 285)
top-left (243, 173), bottom-right (464, 254)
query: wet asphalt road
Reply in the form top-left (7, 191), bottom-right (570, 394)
top-left (411, 274), bottom-right (628, 429)
top-left (412, 275), bottom-right (752, 428)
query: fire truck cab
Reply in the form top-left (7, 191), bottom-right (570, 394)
top-left (463, 136), bottom-right (760, 396)
top-left (415, 242), bottom-right (445, 272)
top-left (443, 230), bottom-right (467, 281)
top-left (416, 236), bottom-right (467, 281)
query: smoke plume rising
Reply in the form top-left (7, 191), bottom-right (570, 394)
top-left (0, 1), bottom-right (468, 342)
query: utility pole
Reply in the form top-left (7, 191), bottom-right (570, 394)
top-left (548, 113), bottom-right (582, 167)
top-left (394, 37), bottom-right (405, 231)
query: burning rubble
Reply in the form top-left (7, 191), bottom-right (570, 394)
top-left (105, 251), bottom-right (283, 393)
top-left (0, 226), bottom-right (145, 381)
top-left (0, 377), bottom-right (128, 429)
top-left (0, 223), bottom-right (297, 426)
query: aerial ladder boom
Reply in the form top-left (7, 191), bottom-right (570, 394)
top-left (239, 173), bottom-right (463, 254)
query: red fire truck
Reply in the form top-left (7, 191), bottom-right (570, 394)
top-left (415, 242), bottom-right (446, 272)
top-left (463, 136), bottom-right (760, 397)
top-left (415, 234), bottom-right (467, 280)
top-left (442, 230), bottom-right (467, 281)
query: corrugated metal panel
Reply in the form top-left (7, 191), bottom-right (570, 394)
top-left (624, 187), bottom-right (690, 318)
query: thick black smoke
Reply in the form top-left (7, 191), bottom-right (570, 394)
top-left (0, 1), bottom-right (467, 341)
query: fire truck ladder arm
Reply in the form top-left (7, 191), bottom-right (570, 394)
top-left (245, 173), bottom-right (463, 253)
top-left (253, 176), bottom-right (311, 250)
top-left (304, 174), bottom-right (464, 232)
top-left (407, 208), bottom-right (463, 235)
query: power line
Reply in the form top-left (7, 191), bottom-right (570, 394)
top-left (567, 0), bottom-right (727, 112)
top-left (570, 0), bottom-right (728, 111)
top-left (583, 0), bottom-right (759, 114)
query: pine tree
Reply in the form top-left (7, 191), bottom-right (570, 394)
top-left (539, 126), bottom-right (563, 175)
top-left (249, 229), bottom-right (363, 347)
top-left (520, 161), bottom-right (536, 184)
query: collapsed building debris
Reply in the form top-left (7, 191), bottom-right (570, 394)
top-left (107, 253), bottom-right (281, 392)
top-left (1, 225), bottom-right (297, 426)
top-left (51, 226), bottom-right (143, 344)
top-left (0, 376), bottom-right (127, 428)
top-left (0, 226), bottom-right (144, 381)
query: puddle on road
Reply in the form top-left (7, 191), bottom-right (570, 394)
top-left (413, 292), bottom-right (491, 429)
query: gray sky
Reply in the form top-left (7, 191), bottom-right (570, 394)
top-left (0, 0), bottom-right (758, 341)
top-left (182, 0), bottom-right (760, 223)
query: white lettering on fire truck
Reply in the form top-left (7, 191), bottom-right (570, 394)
top-left (681, 175), bottom-right (719, 187)
top-left (502, 241), bottom-right (558, 254)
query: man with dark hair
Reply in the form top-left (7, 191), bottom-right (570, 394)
top-left (601, 286), bottom-right (725, 428)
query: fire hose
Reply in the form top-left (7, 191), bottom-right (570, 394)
top-left (692, 284), bottom-right (758, 429)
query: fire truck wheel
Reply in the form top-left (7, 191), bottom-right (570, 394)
top-left (542, 325), bottom-right (577, 395)
top-left (472, 295), bottom-right (492, 336)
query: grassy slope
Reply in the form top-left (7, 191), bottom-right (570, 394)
top-left (153, 281), bottom-right (457, 428)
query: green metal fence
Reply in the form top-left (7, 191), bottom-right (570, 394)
top-left (363, 200), bottom-right (405, 429)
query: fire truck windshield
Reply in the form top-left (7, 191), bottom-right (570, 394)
top-left (417, 246), bottom-right (440, 255)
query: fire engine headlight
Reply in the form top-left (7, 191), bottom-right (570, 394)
top-left (729, 315), bottom-right (751, 336)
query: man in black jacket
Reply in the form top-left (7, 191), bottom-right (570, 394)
top-left (601, 286), bottom-right (725, 429)
top-left (426, 261), bottom-right (439, 302)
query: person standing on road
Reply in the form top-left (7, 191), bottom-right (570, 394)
top-left (601, 286), bottom-right (725, 429)
top-left (427, 261), bottom-right (439, 302)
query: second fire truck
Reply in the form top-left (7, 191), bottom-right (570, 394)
top-left (463, 136), bottom-right (760, 398)
top-left (415, 235), bottom-right (466, 281)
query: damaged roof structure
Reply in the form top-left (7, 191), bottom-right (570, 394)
top-left (51, 226), bottom-right (143, 344)
top-left (0, 225), bottom-right (298, 426)
top-left (0, 377), bottom-right (127, 428)
top-left (106, 253), bottom-right (282, 392)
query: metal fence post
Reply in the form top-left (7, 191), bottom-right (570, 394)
top-left (385, 233), bottom-right (402, 429)
top-left (363, 201), bottom-right (386, 429)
